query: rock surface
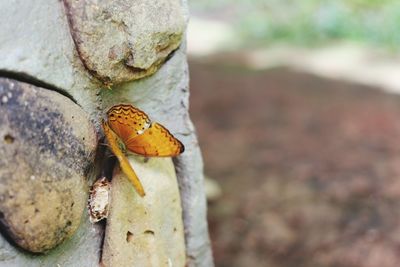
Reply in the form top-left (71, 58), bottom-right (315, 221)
top-left (102, 156), bottom-right (185, 266)
top-left (0, 78), bottom-right (97, 253)
top-left (0, 0), bottom-right (212, 266)
top-left (63, 0), bottom-right (185, 84)
top-left (102, 47), bottom-right (214, 266)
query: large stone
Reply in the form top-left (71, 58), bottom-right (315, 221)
top-left (0, 78), bottom-right (97, 253)
top-left (63, 0), bottom-right (185, 85)
top-left (102, 156), bottom-right (185, 266)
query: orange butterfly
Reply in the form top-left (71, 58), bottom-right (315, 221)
top-left (102, 104), bottom-right (184, 197)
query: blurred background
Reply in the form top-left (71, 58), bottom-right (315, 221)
top-left (186, 1), bottom-right (400, 267)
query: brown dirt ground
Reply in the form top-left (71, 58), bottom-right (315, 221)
top-left (189, 59), bottom-right (400, 267)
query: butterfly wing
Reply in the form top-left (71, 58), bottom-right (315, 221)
top-left (107, 104), bottom-right (151, 143)
top-left (102, 120), bottom-right (145, 197)
top-left (125, 122), bottom-right (184, 157)
top-left (106, 104), bottom-right (184, 157)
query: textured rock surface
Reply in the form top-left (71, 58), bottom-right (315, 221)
top-left (0, 0), bottom-right (213, 266)
top-left (0, 0), bottom-right (100, 120)
top-left (0, 78), bottom-right (97, 253)
top-left (102, 156), bottom-right (185, 266)
top-left (0, 0), bottom-right (107, 256)
top-left (102, 46), bottom-right (214, 266)
top-left (0, 216), bottom-right (104, 267)
top-left (63, 0), bottom-right (185, 84)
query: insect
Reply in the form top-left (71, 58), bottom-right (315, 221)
top-left (102, 104), bottom-right (184, 197)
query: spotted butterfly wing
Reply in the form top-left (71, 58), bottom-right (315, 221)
top-left (125, 122), bottom-right (184, 157)
top-left (107, 104), bottom-right (151, 144)
top-left (106, 104), bottom-right (184, 157)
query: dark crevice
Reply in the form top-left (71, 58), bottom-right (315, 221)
top-left (92, 136), bottom-right (115, 264)
top-left (91, 137), bottom-right (109, 264)
top-left (144, 230), bottom-right (155, 235)
top-left (125, 65), bottom-right (147, 73)
top-left (0, 70), bottom-right (78, 104)
top-left (126, 231), bottom-right (134, 242)
top-left (164, 45), bottom-right (179, 63)
top-left (102, 150), bottom-right (117, 180)
top-left (3, 134), bottom-right (15, 144)
top-left (97, 219), bottom-right (107, 263)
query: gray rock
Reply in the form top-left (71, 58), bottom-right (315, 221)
top-left (0, 78), bottom-right (97, 253)
top-left (63, 0), bottom-right (185, 85)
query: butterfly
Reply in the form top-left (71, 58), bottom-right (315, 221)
top-left (102, 104), bottom-right (184, 197)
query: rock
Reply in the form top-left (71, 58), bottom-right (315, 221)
top-left (63, 0), bottom-right (185, 85)
top-left (0, 78), bottom-right (97, 253)
top-left (102, 156), bottom-right (185, 266)
top-left (0, 0), bottom-right (213, 265)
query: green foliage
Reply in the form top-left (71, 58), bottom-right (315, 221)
top-left (191, 0), bottom-right (400, 50)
